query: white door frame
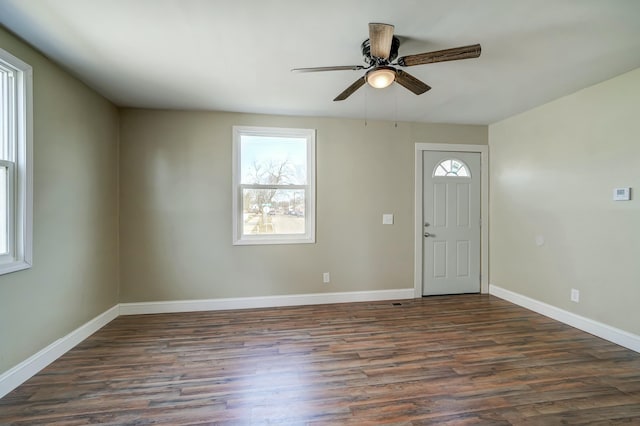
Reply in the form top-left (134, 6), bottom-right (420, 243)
top-left (414, 143), bottom-right (489, 297)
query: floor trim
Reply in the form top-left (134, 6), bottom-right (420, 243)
top-left (119, 288), bottom-right (415, 315)
top-left (0, 305), bottom-right (120, 399)
top-left (490, 284), bottom-right (640, 353)
top-left (0, 289), bottom-right (414, 398)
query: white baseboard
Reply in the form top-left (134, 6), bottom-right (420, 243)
top-left (490, 284), bottom-right (640, 353)
top-left (119, 288), bottom-right (415, 315)
top-left (0, 305), bottom-right (120, 399)
top-left (0, 289), bottom-right (414, 399)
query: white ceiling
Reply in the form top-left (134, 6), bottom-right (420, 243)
top-left (1, 0), bottom-right (639, 125)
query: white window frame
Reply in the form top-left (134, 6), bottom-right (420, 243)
top-left (232, 126), bottom-right (315, 245)
top-left (0, 48), bottom-right (33, 274)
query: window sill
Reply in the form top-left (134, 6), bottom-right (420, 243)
top-left (0, 259), bottom-right (32, 276)
top-left (233, 236), bottom-right (315, 246)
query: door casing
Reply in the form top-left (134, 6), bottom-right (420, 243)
top-left (414, 143), bottom-right (489, 298)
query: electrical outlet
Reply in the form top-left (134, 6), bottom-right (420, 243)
top-left (323, 272), bottom-right (330, 283)
top-left (570, 288), bottom-right (580, 303)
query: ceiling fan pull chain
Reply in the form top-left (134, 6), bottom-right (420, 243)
top-left (395, 90), bottom-right (398, 128)
top-left (364, 87), bottom-right (368, 127)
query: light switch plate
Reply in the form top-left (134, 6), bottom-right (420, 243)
top-left (382, 214), bottom-right (394, 225)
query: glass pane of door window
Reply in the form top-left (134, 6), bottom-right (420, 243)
top-left (433, 159), bottom-right (471, 177)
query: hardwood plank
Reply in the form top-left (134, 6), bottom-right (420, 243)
top-left (1, 295), bottom-right (639, 424)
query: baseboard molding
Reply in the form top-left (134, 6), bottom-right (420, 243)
top-left (490, 284), bottom-right (640, 353)
top-left (0, 288), bottom-right (415, 399)
top-left (0, 305), bottom-right (120, 399)
top-left (119, 288), bottom-right (415, 315)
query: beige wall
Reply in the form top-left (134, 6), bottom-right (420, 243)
top-left (0, 28), bottom-right (119, 373)
top-left (489, 67), bottom-right (640, 335)
top-left (119, 109), bottom-right (487, 302)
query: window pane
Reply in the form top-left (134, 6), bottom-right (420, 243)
top-left (240, 136), bottom-right (307, 185)
top-left (433, 158), bottom-right (470, 178)
top-left (0, 166), bottom-right (7, 254)
top-left (242, 188), bottom-right (305, 235)
top-left (0, 70), bottom-right (7, 160)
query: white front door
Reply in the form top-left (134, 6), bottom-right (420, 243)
top-left (423, 151), bottom-right (481, 295)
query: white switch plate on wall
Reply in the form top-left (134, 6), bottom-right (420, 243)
top-left (382, 214), bottom-right (394, 225)
top-left (571, 288), bottom-right (580, 303)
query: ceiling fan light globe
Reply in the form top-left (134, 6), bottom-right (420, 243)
top-left (366, 67), bottom-right (396, 89)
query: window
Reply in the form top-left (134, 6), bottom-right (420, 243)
top-left (232, 126), bottom-right (315, 245)
top-left (0, 48), bottom-right (32, 274)
top-left (433, 158), bottom-right (470, 177)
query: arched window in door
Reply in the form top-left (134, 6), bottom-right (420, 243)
top-left (433, 158), bottom-right (471, 177)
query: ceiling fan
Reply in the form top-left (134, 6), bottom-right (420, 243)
top-left (292, 23), bottom-right (481, 101)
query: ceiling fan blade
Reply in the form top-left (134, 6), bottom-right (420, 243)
top-left (292, 65), bottom-right (366, 72)
top-left (333, 76), bottom-right (366, 101)
top-left (397, 44), bottom-right (481, 67)
top-left (395, 69), bottom-right (431, 95)
top-left (369, 23), bottom-right (395, 59)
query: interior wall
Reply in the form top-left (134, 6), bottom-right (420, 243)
top-left (489, 67), bottom-right (640, 335)
top-left (0, 27), bottom-right (119, 374)
top-left (119, 109), bottom-right (487, 302)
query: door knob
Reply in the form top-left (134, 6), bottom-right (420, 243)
top-left (424, 232), bottom-right (432, 237)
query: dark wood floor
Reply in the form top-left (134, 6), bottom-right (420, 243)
top-left (1, 295), bottom-right (640, 425)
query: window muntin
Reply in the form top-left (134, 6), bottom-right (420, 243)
top-left (232, 126), bottom-right (315, 245)
top-left (433, 158), bottom-right (471, 177)
top-left (0, 48), bottom-right (32, 274)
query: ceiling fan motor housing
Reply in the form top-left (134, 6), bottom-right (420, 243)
top-left (361, 36), bottom-right (400, 65)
